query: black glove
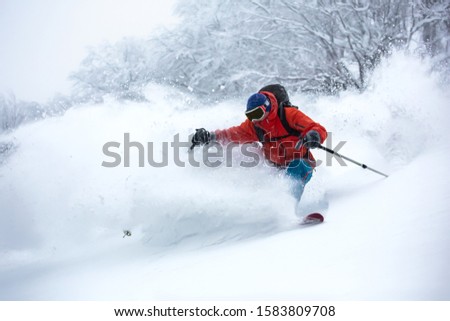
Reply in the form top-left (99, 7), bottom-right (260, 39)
top-left (192, 128), bottom-right (212, 146)
top-left (303, 130), bottom-right (321, 149)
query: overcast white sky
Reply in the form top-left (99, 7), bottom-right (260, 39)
top-left (0, 0), bottom-right (178, 102)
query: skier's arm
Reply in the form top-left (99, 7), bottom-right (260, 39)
top-left (214, 119), bottom-right (258, 144)
top-left (286, 108), bottom-right (327, 143)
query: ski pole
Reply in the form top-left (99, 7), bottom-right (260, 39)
top-left (317, 145), bottom-right (389, 178)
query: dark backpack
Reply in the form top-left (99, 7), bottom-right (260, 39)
top-left (255, 84), bottom-right (301, 142)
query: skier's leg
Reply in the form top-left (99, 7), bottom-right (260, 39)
top-left (286, 158), bottom-right (313, 202)
top-left (287, 158), bottom-right (328, 217)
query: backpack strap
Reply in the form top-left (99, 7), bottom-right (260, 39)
top-left (278, 101), bottom-right (301, 137)
top-left (254, 125), bottom-right (265, 142)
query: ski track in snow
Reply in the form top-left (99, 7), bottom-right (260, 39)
top-left (0, 52), bottom-right (449, 300)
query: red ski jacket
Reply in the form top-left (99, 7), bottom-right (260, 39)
top-left (214, 91), bottom-right (327, 167)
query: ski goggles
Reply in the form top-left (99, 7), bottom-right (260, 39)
top-left (245, 99), bottom-right (270, 121)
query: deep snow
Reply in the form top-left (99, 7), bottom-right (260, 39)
top-left (0, 52), bottom-right (449, 300)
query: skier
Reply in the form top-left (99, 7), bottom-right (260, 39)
top-left (191, 84), bottom-right (327, 217)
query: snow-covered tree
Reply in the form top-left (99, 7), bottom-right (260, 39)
top-left (0, 93), bottom-right (72, 134)
top-left (69, 0), bottom-right (449, 101)
top-left (0, 94), bottom-right (43, 132)
top-left (149, 0), bottom-right (449, 97)
top-left (70, 38), bottom-right (154, 102)
top-left (150, 0), bottom-right (272, 99)
top-left (415, 0), bottom-right (450, 76)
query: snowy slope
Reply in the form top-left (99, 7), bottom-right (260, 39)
top-left (0, 52), bottom-right (449, 300)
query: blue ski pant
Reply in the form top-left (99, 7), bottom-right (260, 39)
top-left (285, 158), bottom-right (313, 201)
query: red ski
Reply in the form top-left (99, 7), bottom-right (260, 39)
top-left (300, 213), bottom-right (324, 225)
